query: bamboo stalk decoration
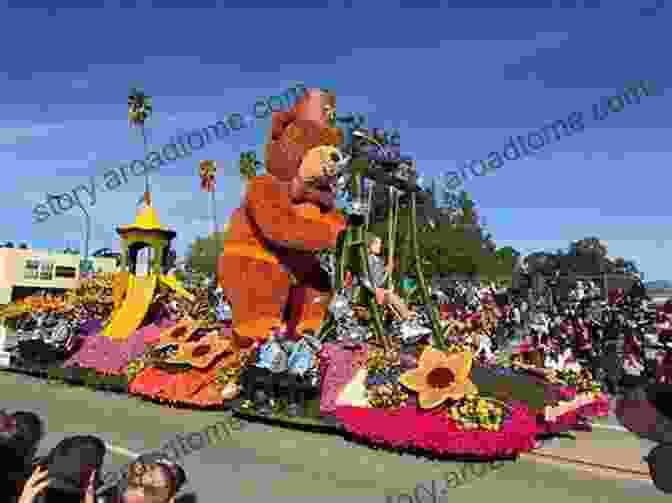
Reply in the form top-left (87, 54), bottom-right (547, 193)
top-left (385, 186), bottom-right (395, 290)
top-left (392, 192), bottom-right (400, 287)
top-left (336, 229), bottom-right (351, 291)
top-left (353, 173), bottom-right (389, 350)
top-left (386, 187), bottom-right (400, 291)
top-left (409, 192), bottom-right (445, 349)
top-left (364, 178), bottom-right (374, 232)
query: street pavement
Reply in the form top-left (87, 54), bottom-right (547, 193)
top-left (0, 371), bottom-right (668, 502)
top-left (593, 393), bottom-right (658, 460)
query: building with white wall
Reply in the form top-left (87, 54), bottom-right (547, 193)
top-left (0, 248), bottom-right (118, 304)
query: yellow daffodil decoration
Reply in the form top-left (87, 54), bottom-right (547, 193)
top-left (399, 347), bottom-right (478, 409)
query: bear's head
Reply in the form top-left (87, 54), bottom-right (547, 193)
top-left (265, 89), bottom-right (344, 212)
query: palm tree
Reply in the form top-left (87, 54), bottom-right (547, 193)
top-left (239, 151), bottom-right (261, 179)
top-left (199, 160), bottom-right (219, 246)
top-left (128, 87), bottom-right (153, 199)
top-left (238, 151), bottom-right (262, 198)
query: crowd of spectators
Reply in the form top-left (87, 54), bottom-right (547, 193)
top-left (433, 277), bottom-right (663, 394)
top-left (0, 410), bottom-right (187, 503)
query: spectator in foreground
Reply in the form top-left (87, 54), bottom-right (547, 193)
top-left (17, 465), bottom-right (98, 503)
top-left (17, 434), bottom-right (106, 503)
top-left (17, 465), bottom-right (50, 503)
top-left (0, 411), bottom-right (44, 503)
top-left (115, 453), bottom-right (187, 503)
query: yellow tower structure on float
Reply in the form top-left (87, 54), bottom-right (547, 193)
top-left (103, 193), bottom-right (192, 341)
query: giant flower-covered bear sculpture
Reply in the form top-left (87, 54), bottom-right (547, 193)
top-left (218, 89), bottom-right (347, 342)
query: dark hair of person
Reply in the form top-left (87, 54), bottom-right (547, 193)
top-left (124, 460), bottom-right (182, 503)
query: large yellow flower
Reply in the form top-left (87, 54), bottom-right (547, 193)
top-left (399, 347), bottom-right (478, 409)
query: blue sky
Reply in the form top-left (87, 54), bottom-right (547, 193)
top-left (4, 2), bottom-right (671, 279)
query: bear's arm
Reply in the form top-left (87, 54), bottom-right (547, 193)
top-left (246, 176), bottom-right (345, 252)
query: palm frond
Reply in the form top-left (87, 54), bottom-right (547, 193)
top-left (238, 151), bottom-right (261, 179)
top-left (128, 88), bottom-right (153, 125)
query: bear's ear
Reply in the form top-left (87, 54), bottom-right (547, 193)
top-left (270, 110), bottom-right (296, 140)
top-left (292, 89), bottom-right (334, 128)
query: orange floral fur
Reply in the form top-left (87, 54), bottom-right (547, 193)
top-left (218, 89), bottom-right (346, 342)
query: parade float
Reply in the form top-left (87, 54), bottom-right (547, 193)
top-left (216, 89), bottom-right (608, 458)
top-left (0, 195), bottom-right (245, 404)
top-left (0, 88), bottom-right (610, 460)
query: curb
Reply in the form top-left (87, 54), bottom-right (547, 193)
top-left (590, 423), bottom-right (629, 432)
top-left (522, 451), bottom-right (650, 480)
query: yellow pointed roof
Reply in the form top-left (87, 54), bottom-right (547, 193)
top-left (117, 194), bottom-right (176, 239)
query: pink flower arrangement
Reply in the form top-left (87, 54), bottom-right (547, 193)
top-left (559, 386), bottom-right (577, 401)
top-left (318, 342), bottom-right (368, 415)
top-left (64, 323), bottom-right (170, 375)
top-left (334, 402), bottom-right (539, 457)
top-left (514, 343), bottom-right (532, 354)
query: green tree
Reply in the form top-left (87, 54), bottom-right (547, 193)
top-left (495, 246), bottom-right (520, 262)
top-left (565, 237), bottom-right (609, 275)
top-left (568, 236), bottom-right (607, 259)
top-left (609, 257), bottom-right (640, 276)
top-left (525, 251), bottom-right (559, 276)
top-left (492, 246), bottom-right (520, 279)
top-left (623, 259), bottom-right (639, 275)
top-left (523, 236), bottom-right (644, 281)
top-left (368, 191), bottom-right (509, 282)
top-left (186, 231), bottom-right (227, 277)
